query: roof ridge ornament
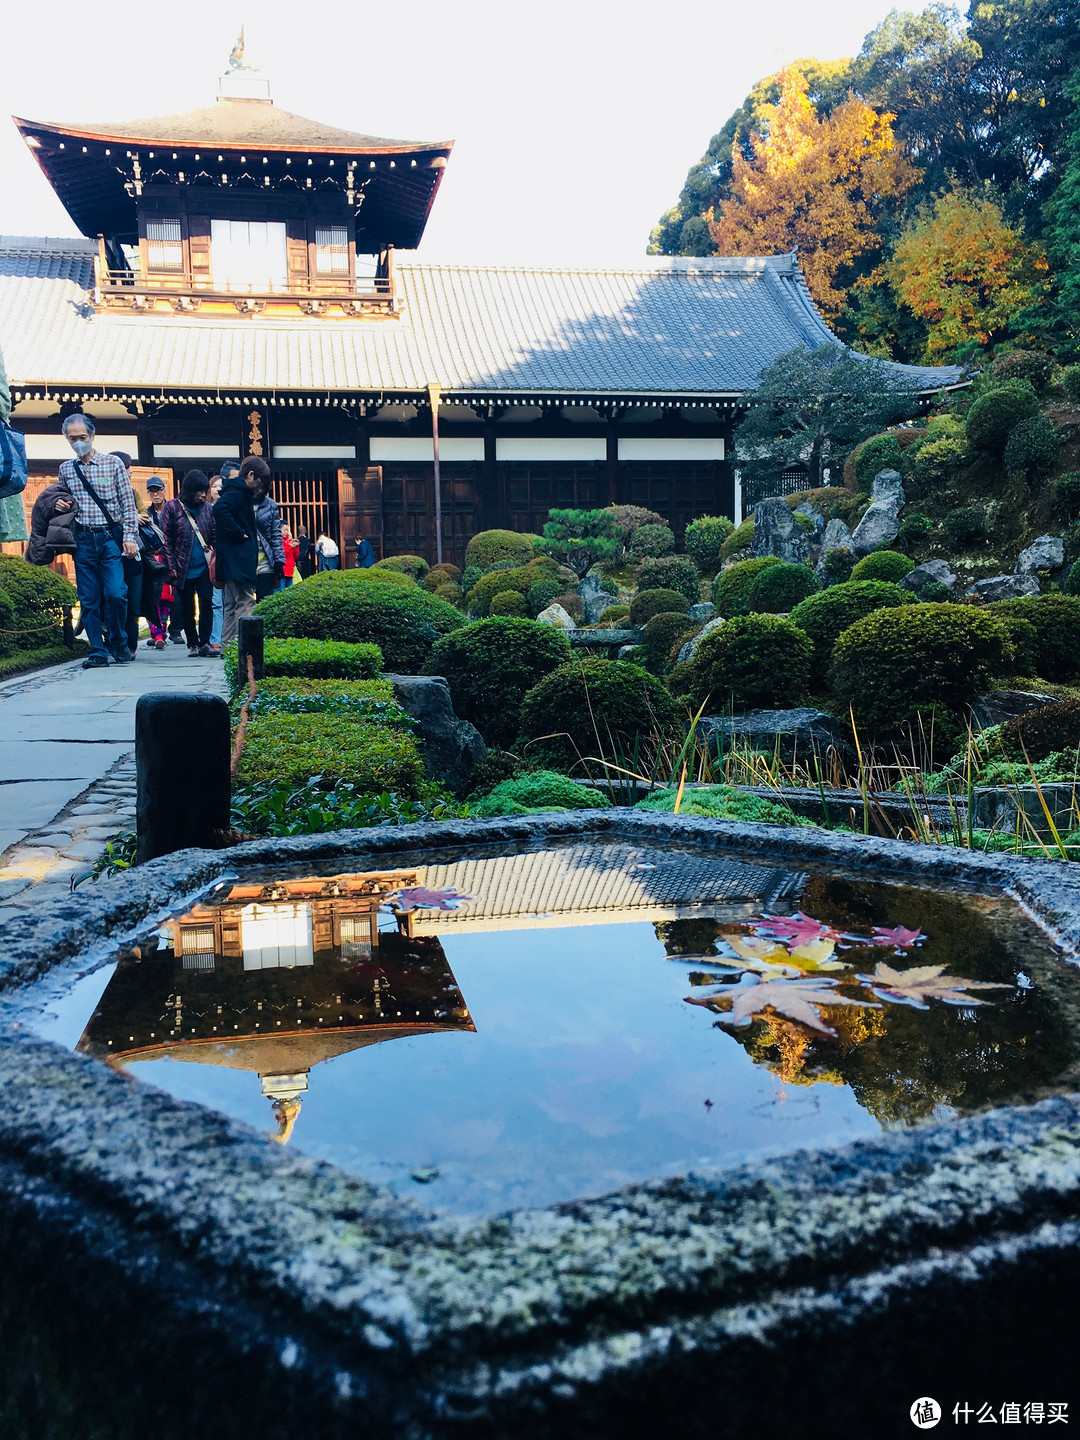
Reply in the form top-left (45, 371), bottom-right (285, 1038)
top-left (219, 24), bottom-right (272, 103)
top-left (228, 26), bottom-right (254, 72)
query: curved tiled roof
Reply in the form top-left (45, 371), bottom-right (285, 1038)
top-left (0, 237), bottom-right (964, 399)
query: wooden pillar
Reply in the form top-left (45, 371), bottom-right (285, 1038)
top-left (605, 415), bottom-right (619, 507)
top-left (481, 417), bottom-right (499, 531)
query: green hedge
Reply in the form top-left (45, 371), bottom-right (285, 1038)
top-left (374, 554), bottom-right (428, 581)
top-left (517, 657), bottom-right (681, 767)
top-left (257, 637), bottom-right (383, 680)
top-left (989, 594), bottom-right (1080, 682)
top-left (849, 550), bottom-right (913, 583)
top-left (684, 515), bottom-right (735, 574)
top-left (789, 579), bottom-right (913, 671)
top-left (422, 616), bottom-right (571, 747)
top-left (629, 523), bottom-right (675, 559)
top-left (711, 556), bottom-right (782, 617)
top-left (676, 614), bottom-right (812, 711)
top-left (0, 555), bottom-right (77, 656)
top-left (490, 590), bottom-right (527, 616)
top-left (237, 712), bottom-right (428, 796)
top-left (465, 565), bottom-right (536, 616)
top-left (464, 529), bottom-right (537, 572)
top-left (635, 783), bottom-right (808, 826)
top-left (470, 770), bottom-right (610, 816)
top-left (641, 612), bottom-right (694, 673)
top-left (629, 588), bottom-right (688, 625)
top-left (423, 562), bottom-right (463, 591)
top-left (635, 554), bottom-right (700, 604)
top-left (965, 380), bottom-right (1040, 454)
top-left (746, 561), bottom-right (818, 613)
top-left (248, 677), bottom-right (411, 728)
top-left (254, 570), bottom-right (464, 672)
top-left (831, 603), bottom-right (1011, 733)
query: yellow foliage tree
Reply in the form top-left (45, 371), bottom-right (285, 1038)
top-left (887, 188), bottom-right (1050, 359)
top-left (708, 66), bottom-right (916, 319)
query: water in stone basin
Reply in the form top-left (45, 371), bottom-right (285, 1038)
top-left (15, 840), bottom-right (1080, 1215)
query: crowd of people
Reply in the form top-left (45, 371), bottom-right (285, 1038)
top-left (27, 413), bottom-right (345, 670)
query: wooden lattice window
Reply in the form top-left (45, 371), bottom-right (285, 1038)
top-left (315, 226), bottom-right (349, 276)
top-left (146, 218), bottom-right (183, 272)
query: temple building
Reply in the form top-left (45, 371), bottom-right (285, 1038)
top-left (2, 53), bottom-right (961, 565)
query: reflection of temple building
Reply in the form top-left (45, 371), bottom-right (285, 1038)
top-left (76, 874), bottom-right (473, 1141)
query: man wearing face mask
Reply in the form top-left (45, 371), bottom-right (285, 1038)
top-left (57, 414), bottom-right (140, 669)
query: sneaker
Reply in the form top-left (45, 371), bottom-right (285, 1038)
top-left (170, 634), bottom-right (185, 645)
top-left (82, 655), bottom-right (109, 669)
top-left (111, 651), bottom-right (132, 664)
top-left (200, 644), bottom-right (221, 658)
top-left (187, 646), bottom-right (201, 657)
top-left (145, 638), bottom-right (156, 648)
top-left (154, 639), bottom-right (165, 651)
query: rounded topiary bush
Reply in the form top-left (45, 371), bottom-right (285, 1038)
top-left (789, 579), bottom-right (913, 671)
top-left (822, 547), bottom-right (856, 583)
top-left (943, 507), bottom-right (986, 549)
top-left (374, 554), bottom-right (428, 582)
top-left (684, 515), bottom-right (735, 574)
top-left (423, 563), bottom-right (462, 592)
top-left (255, 570), bottom-right (464, 672)
top-left (517, 657), bottom-right (682, 767)
top-left (910, 434), bottom-right (967, 492)
top-left (1002, 700), bottom-right (1080, 762)
top-left (470, 770), bottom-right (610, 817)
top-left (850, 550), bottom-right (914, 584)
top-left (490, 590), bottom-right (527, 616)
top-left (719, 516), bottom-right (755, 559)
top-left (991, 350), bottom-right (1054, 393)
top-left (422, 616), bottom-right (571, 748)
top-left (965, 380), bottom-right (1041, 454)
top-left (746, 561), bottom-right (818, 614)
top-left (635, 554), bottom-right (700, 605)
top-left (680, 614), bottom-right (812, 711)
top-left (642, 612), bottom-right (694, 673)
top-left (1064, 559), bottom-right (1080, 596)
top-left (1003, 414), bottom-right (1060, 481)
top-left (464, 529), bottom-right (537, 573)
top-left (0, 556), bottom-right (78, 653)
top-left (919, 581), bottom-right (955, 603)
top-left (598, 604), bottom-right (631, 624)
top-left (629, 588), bottom-right (688, 626)
top-left (899, 513), bottom-right (933, 546)
top-left (852, 434), bottom-right (903, 491)
top-left (527, 576), bottom-right (566, 617)
top-left (629, 523), bottom-right (675, 560)
top-left (466, 565), bottom-right (536, 617)
top-left (712, 556), bottom-right (782, 617)
top-left (435, 581), bottom-right (465, 605)
top-left (989, 595), bottom-right (1080, 682)
top-left (831, 604), bottom-right (1011, 733)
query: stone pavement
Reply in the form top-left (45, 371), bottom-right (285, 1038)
top-left (0, 646), bottom-right (228, 920)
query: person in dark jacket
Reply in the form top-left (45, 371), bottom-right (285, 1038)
top-left (295, 525), bottom-right (314, 579)
top-left (251, 472), bottom-right (285, 601)
top-left (213, 458), bottom-right (263, 646)
top-left (25, 480), bottom-right (75, 566)
top-left (162, 470), bottom-right (217, 656)
top-left (353, 536), bottom-right (376, 568)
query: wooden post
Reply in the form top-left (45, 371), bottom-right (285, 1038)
top-left (136, 693), bottom-right (231, 863)
top-left (237, 615), bottom-right (265, 688)
top-left (427, 382), bottom-right (444, 567)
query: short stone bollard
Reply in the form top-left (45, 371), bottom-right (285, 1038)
top-left (237, 614), bottom-right (265, 689)
top-left (135, 692), bottom-right (231, 863)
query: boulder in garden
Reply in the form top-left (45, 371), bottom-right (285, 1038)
top-left (1015, 535), bottom-right (1064, 576)
top-left (752, 497), bottom-right (807, 563)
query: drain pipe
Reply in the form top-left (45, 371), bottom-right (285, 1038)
top-left (427, 382), bottom-right (444, 566)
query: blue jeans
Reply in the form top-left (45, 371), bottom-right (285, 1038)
top-left (210, 585), bottom-right (224, 647)
top-left (74, 526), bottom-right (128, 661)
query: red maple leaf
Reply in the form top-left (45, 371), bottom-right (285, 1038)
top-left (753, 911), bottom-right (844, 947)
top-left (867, 925), bottom-right (924, 950)
top-left (386, 886), bottom-right (473, 912)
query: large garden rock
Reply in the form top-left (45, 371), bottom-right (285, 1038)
top-left (850, 470), bottom-right (905, 555)
top-left (966, 574), bottom-right (1041, 601)
top-left (900, 559), bottom-right (958, 593)
top-left (752, 497), bottom-right (807, 563)
top-left (1015, 535), bottom-right (1064, 575)
top-left (536, 603), bottom-right (576, 629)
top-left (578, 572), bottom-right (620, 624)
top-left (822, 518), bottom-right (854, 552)
top-left (794, 503), bottom-right (824, 539)
top-left (688, 601), bottom-right (716, 623)
top-left (676, 615), bottom-right (725, 663)
top-left (871, 468), bottom-right (905, 507)
top-left (384, 674), bottom-right (487, 796)
top-left (699, 708), bottom-right (852, 759)
top-left (971, 689), bottom-right (1059, 729)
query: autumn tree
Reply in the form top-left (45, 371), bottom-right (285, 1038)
top-left (887, 188), bottom-right (1049, 359)
top-left (707, 67), bottom-right (916, 319)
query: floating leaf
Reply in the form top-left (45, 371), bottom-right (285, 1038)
top-left (387, 886), bottom-right (473, 912)
top-left (858, 962), bottom-right (1010, 1010)
top-left (866, 924), bottom-right (925, 950)
top-left (724, 936), bottom-right (800, 976)
top-left (753, 911), bottom-right (844, 947)
top-left (787, 937), bottom-right (848, 972)
top-left (687, 973), bottom-right (878, 1035)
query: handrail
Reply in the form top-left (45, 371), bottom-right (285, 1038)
top-left (95, 268), bottom-right (392, 300)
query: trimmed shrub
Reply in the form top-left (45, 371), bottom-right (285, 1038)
top-left (989, 612), bottom-right (1039, 674)
top-left (991, 350), bottom-right (1054, 393)
top-left (965, 380), bottom-right (1040, 454)
top-left (712, 556), bottom-right (782, 617)
top-left (517, 657), bottom-right (682, 767)
top-left (237, 712), bottom-right (427, 797)
top-left (853, 434), bottom-right (903, 491)
top-left (527, 576), bottom-right (565, 617)
top-left (719, 516), bottom-right (755, 559)
top-left (629, 523), bottom-right (675, 560)
top-left (255, 570), bottom-right (464, 672)
top-left (465, 565), bottom-right (534, 616)
top-left (490, 590), bottom-right (527, 616)
top-left (910, 434), bottom-right (967, 492)
top-left (465, 529), bottom-right (537, 573)
top-left (634, 554), bottom-right (700, 604)
top-left (423, 563), bottom-right (462, 592)
top-left (606, 504), bottom-right (664, 536)
top-left (598, 604), bottom-right (631, 624)
top-left (823, 547), bottom-right (856, 583)
top-left (435, 581), bottom-right (465, 605)
top-left (260, 637), bottom-right (383, 680)
top-left (248, 677), bottom-right (410, 726)
top-left (899, 513), bottom-right (933, 545)
top-left (831, 604), bottom-right (1012, 733)
top-left (461, 565), bottom-right (483, 595)
top-left (635, 783), bottom-right (806, 826)
top-left (422, 616), bottom-right (571, 748)
top-left (470, 770), bottom-right (610, 817)
top-left (850, 550), bottom-right (914, 584)
top-left (789, 579), bottom-right (913, 671)
top-left (641, 612), bottom-right (694, 673)
top-left (1063, 366), bottom-right (1080, 403)
top-left (0, 555), bottom-right (78, 654)
top-left (1056, 472), bottom-right (1080, 509)
top-left (678, 614), bottom-right (811, 711)
top-left (374, 554), bottom-right (428, 582)
top-left (1064, 559), bottom-right (1080, 595)
top-left (684, 515), bottom-right (735, 574)
top-left (629, 588), bottom-right (688, 626)
top-left (554, 591), bottom-right (585, 622)
top-left (1002, 700), bottom-right (1080, 762)
top-left (919, 581), bottom-right (955, 603)
top-left (943, 507), bottom-right (986, 548)
top-left (1004, 414), bottom-right (1060, 480)
top-left (989, 595), bottom-right (1080, 682)
top-left (746, 561), bottom-right (818, 613)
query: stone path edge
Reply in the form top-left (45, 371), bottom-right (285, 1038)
top-left (2, 810), bottom-right (1080, 1428)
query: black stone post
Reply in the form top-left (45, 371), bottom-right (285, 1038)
top-left (237, 615), bottom-right (264, 690)
top-left (136, 693), bottom-right (231, 864)
top-left (62, 605), bottom-right (74, 649)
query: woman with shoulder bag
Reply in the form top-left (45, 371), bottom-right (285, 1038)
top-left (140, 477), bottom-right (171, 648)
top-left (161, 471), bottom-right (218, 657)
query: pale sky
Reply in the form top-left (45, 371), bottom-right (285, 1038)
top-left (2, 0), bottom-right (909, 266)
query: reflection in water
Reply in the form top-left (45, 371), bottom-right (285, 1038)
top-left (77, 873), bottom-right (474, 1142)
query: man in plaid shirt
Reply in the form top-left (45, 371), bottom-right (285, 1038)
top-left (58, 414), bottom-right (140, 668)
